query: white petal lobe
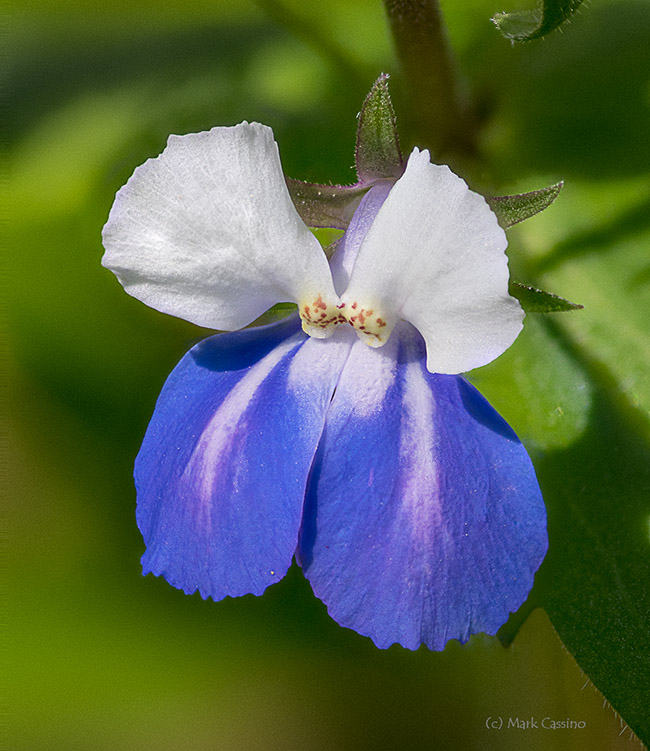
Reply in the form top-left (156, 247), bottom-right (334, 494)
top-left (102, 123), bottom-right (337, 330)
top-left (341, 149), bottom-right (524, 374)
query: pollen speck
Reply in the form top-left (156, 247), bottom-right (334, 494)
top-left (339, 299), bottom-right (393, 348)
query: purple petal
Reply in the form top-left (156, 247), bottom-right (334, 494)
top-left (136, 316), bottom-right (351, 600)
top-left (299, 323), bottom-right (547, 650)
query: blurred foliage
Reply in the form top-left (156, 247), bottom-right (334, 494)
top-left (7, 0), bottom-right (650, 748)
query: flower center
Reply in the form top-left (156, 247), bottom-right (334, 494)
top-left (298, 183), bottom-right (398, 346)
top-left (299, 293), bottom-right (394, 347)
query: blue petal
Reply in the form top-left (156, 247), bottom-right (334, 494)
top-left (299, 323), bottom-right (547, 650)
top-left (136, 316), bottom-right (351, 600)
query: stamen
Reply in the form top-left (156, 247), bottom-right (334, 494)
top-left (300, 293), bottom-right (394, 347)
top-left (338, 298), bottom-right (394, 347)
top-left (299, 293), bottom-right (347, 339)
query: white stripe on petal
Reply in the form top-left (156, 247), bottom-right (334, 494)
top-left (332, 333), bottom-right (398, 419)
top-left (397, 354), bottom-right (442, 539)
top-left (184, 331), bottom-right (304, 507)
top-left (286, 326), bottom-right (354, 399)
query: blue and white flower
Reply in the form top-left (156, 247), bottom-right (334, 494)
top-left (102, 121), bottom-right (547, 650)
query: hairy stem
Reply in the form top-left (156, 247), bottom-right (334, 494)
top-left (383, 0), bottom-right (477, 160)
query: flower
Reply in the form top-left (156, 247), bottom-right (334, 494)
top-left (102, 121), bottom-right (547, 650)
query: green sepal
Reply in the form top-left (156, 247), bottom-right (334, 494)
top-left (355, 74), bottom-right (404, 183)
top-left (488, 182), bottom-right (563, 229)
top-left (286, 179), bottom-right (370, 229)
top-left (510, 282), bottom-right (583, 313)
top-left (492, 0), bottom-right (584, 42)
top-left (286, 76), bottom-right (402, 229)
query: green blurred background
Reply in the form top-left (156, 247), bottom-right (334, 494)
top-left (7, 0), bottom-right (650, 748)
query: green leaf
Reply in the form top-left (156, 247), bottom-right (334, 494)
top-left (509, 281), bottom-right (583, 313)
top-left (492, 0), bottom-right (584, 42)
top-left (285, 179), bottom-right (369, 229)
top-left (535, 333), bottom-right (650, 744)
top-left (470, 314), bottom-right (650, 744)
top-left (355, 73), bottom-right (403, 183)
top-left (473, 179), bottom-right (650, 745)
top-left (488, 183), bottom-right (563, 228)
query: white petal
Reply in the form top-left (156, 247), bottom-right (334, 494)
top-left (102, 123), bottom-right (338, 331)
top-left (340, 149), bottom-right (524, 374)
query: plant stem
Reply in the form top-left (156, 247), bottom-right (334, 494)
top-left (383, 0), bottom-right (477, 160)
